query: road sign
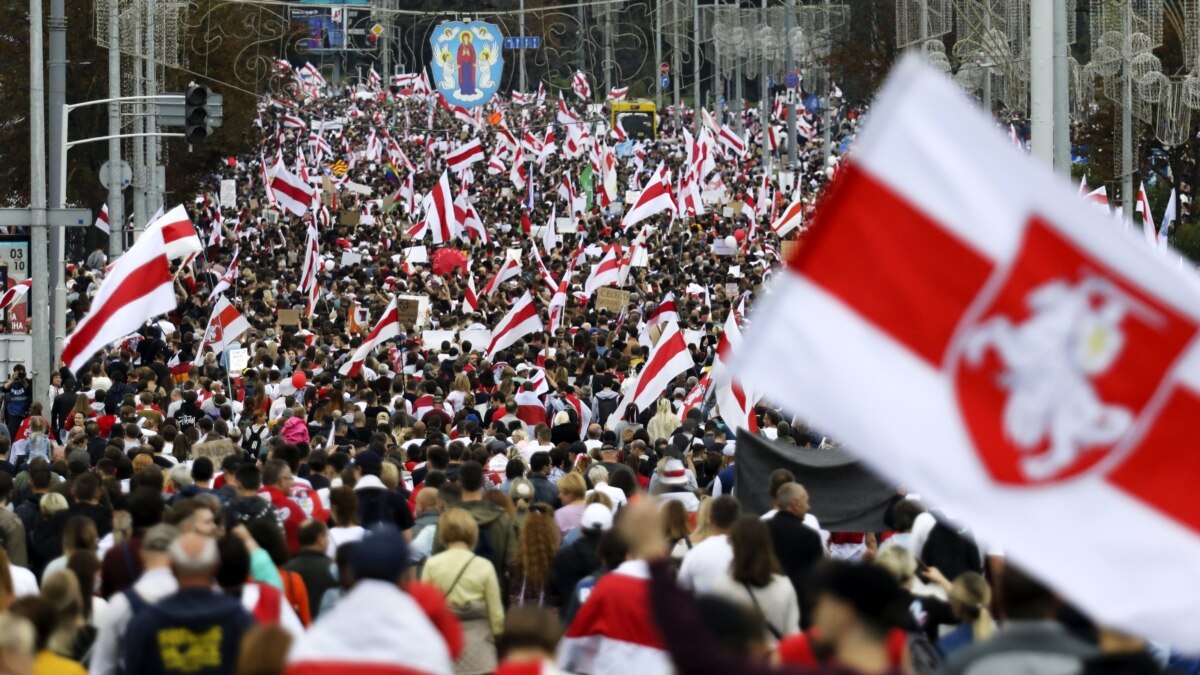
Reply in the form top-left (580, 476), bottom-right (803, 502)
top-left (660, 75), bottom-right (670, 88)
top-left (784, 71), bottom-right (800, 88)
top-left (99, 160), bottom-right (132, 189)
top-left (370, 23), bottom-right (383, 37)
top-left (0, 237), bottom-right (29, 333)
top-left (504, 36), bottom-right (541, 49)
top-left (660, 62), bottom-right (670, 75)
top-left (0, 208), bottom-right (92, 228)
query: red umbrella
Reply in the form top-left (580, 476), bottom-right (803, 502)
top-left (431, 248), bottom-right (468, 277)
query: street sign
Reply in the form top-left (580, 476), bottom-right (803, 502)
top-left (784, 71), bottom-right (800, 89)
top-left (660, 62), bottom-right (670, 75)
top-left (370, 23), bottom-right (383, 37)
top-left (0, 208), bottom-right (92, 228)
top-left (503, 36), bottom-right (541, 49)
top-left (660, 75), bottom-right (670, 88)
top-left (99, 160), bottom-right (132, 189)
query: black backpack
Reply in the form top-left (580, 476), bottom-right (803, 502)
top-left (473, 519), bottom-right (497, 568)
top-left (357, 488), bottom-right (395, 528)
top-left (241, 424), bottom-right (266, 457)
top-left (906, 633), bottom-right (942, 675)
top-left (595, 395), bottom-right (619, 426)
top-left (921, 521), bottom-right (983, 582)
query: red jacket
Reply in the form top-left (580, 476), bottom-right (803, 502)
top-left (259, 485), bottom-right (305, 553)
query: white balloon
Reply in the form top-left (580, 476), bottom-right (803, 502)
top-left (323, 259), bottom-right (335, 271)
top-left (724, 235), bottom-right (737, 249)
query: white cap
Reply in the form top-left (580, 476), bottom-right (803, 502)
top-left (581, 503), bottom-right (614, 532)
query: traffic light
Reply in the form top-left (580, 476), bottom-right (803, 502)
top-left (184, 83), bottom-right (210, 143)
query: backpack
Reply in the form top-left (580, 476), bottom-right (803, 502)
top-left (920, 521), bottom-right (983, 582)
top-left (241, 424), bottom-right (266, 457)
top-left (472, 520), bottom-right (497, 567)
top-left (357, 488), bottom-right (395, 528)
top-left (595, 395), bottom-right (619, 426)
top-left (906, 633), bottom-right (942, 675)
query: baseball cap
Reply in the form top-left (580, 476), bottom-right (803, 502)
top-left (351, 529), bottom-right (412, 581)
top-left (67, 451), bottom-right (91, 473)
top-left (580, 503), bottom-right (613, 532)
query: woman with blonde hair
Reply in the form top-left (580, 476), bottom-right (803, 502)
top-left (647, 398), bottom-right (680, 443)
top-left (423, 509), bottom-right (504, 675)
top-left (447, 374), bottom-right (472, 412)
top-left (507, 505), bottom-right (560, 611)
top-left (874, 545), bottom-right (956, 642)
top-left (933, 571), bottom-right (996, 657)
top-left (690, 496), bottom-right (716, 545)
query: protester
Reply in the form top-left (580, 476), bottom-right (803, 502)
top-left (709, 516), bottom-right (801, 640)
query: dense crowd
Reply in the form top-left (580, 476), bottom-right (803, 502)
top-left (0, 67), bottom-right (1195, 675)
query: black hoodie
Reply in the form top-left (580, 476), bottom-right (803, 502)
top-left (124, 586), bottom-right (253, 675)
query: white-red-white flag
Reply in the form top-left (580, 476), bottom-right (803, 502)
top-left (736, 56), bottom-right (1200, 651)
top-left (584, 246), bottom-right (621, 297)
top-left (143, 205), bottom-right (203, 263)
top-left (270, 164), bottom-right (315, 217)
top-left (339, 296), bottom-right (402, 377)
top-left (446, 138), bottom-right (485, 174)
top-left (609, 321), bottom-right (694, 426)
top-left (207, 254), bottom-right (239, 301)
top-left (608, 87), bottom-right (629, 101)
top-left (718, 124), bottom-right (747, 158)
top-left (771, 199), bottom-right (806, 237)
top-left (94, 203), bottom-right (111, 234)
top-left (572, 71), bottom-right (592, 101)
top-left (483, 257), bottom-right (522, 297)
top-left (485, 291), bottom-right (543, 359)
top-left (711, 310), bottom-right (757, 434)
top-left (1136, 181), bottom-right (1155, 245)
top-left (192, 296), bottom-right (251, 365)
top-left (621, 164), bottom-right (675, 230)
top-left (62, 210), bottom-right (181, 374)
top-left (0, 279), bottom-right (31, 312)
top-left (462, 272), bottom-right (479, 314)
top-left (420, 171), bottom-right (459, 245)
top-left (645, 292), bottom-right (680, 328)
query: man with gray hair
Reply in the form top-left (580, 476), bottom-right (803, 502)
top-left (90, 523), bottom-right (181, 675)
top-left (123, 532), bottom-right (253, 675)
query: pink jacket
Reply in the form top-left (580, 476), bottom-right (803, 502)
top-left (281, 416), bottom-right (310, 445)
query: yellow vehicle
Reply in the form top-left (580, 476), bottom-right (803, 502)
top-left (611, 100), bottom-right (657, 140)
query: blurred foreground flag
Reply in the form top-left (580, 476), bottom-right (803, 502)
top-left (735, 56), bottom-right (1200, 651)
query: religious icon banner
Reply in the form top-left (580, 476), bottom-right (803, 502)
top-left (430, 21), bottom-right (505, 109)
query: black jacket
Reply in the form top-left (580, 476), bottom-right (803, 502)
top-left (549, 532), bottom-right (602, 613)
top-left (284, 550), bottom-right (337, 620)
top-left (765, 510), bottom-right (825, 627)
top-left (124, 587), bottom-right (253, 675)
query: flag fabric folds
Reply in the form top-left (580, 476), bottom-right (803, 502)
top-left (735, 56), bottom-right (1200, 651)
top-left (485, 291), bottom-right (543, 359)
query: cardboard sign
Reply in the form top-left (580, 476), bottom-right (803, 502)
top-left (277, 308), bottom-right (302, 328)
top-left (396, 295), bottom-right (430, 329)
top-left (725, 282), bottom-right (739, 297)
top-left (556, 217), bottom-right (576, 234)
top-left (730, 199), bottom-right (744, 216)
top-left (422, 329), bottom-right (456, 346)
top-left (219, 180), bottom-right (237, 209)
top-left (595, 287), bottom-right (632, 314)
top-left (722, 207), bottom-right (734, 218)
top-left (264, 210), bottom-right (280, 224)
top-left (346, 181), bottom-right (373, 196)
top-left (339, 211), bottom-right (361, 226)
top-left (403, 245), bottom-right (429, 265)
top-left (322, 175), bottom-right (335, 196)
top-left (459, 329), bottom-right (492, 350)
top-left (249, 198), bottom-right (260, 211)
top-left (712, 239), bottom-right (738, 256)
top-left (228, 348), bottom-right (250, 373)
top-left (728, 265), bottom-right (743, 278)
top-left (701, 189), bottom-right (725, 205)
top-left (340, 251), bottom-right (363, 267)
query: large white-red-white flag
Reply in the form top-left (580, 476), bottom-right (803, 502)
top-left (62, 209), bottom-right (185, 374)
top-left (621, 164), bottom-right (675, 230)
top-left (420, 171), bottom-right (459, 245)
top-left (485, 291), bottom-right (543, 359)
top-left (270, 164), bottom-right (315, 217)
top-left (736, 57), bottom-right (1200, 650)
top-left (711, 311), bottom-right (756, 434)
top-left (584, 246), bottom-right (621, 297)
top-left (446, 138), bottom-right (485, 174)
top-left (608, 321), bottom-right (694, 427)
top-left (192, 296), bottom-right (251, 365)
top-left (771, 199), bottom-right (806, 237)
top-left (339, 296), bottom-right (402, 377)
top-left (483, 257), bottom-right (522, 297)
top-left (143, 205), bottom-right (203, 263)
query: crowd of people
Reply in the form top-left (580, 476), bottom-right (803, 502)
top-left (0, 64), bottom-right (1195, 675)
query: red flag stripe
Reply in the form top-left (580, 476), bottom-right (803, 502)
top-left (271, 176), bottom-right (312, 204)
top-left (632, 329), bottom-right (689, 401)
top-left (791, 164), bottom-right (995, 366)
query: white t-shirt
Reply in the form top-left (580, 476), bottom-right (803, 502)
top-left (9, 564), bottom-right (38, 598)
top-left (677, 534), bottom-right (733, 595)
top-left (326, 525), bottom-right (366, 559)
